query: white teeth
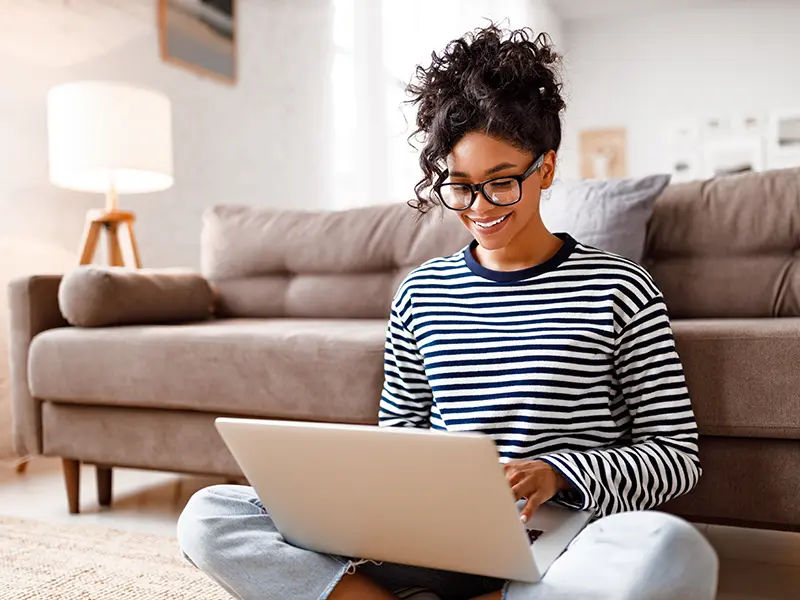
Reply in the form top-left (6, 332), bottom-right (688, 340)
top-left (472, 214), bottom-right (509, 229)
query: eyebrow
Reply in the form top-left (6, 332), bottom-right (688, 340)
top-left (449, 162), bottom-right (518, 179)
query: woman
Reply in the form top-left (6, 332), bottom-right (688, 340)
top-left (178, 25), bottom-right (717, 600)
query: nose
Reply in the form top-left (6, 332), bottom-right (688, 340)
top-left (470, 187), bottom-right (495, 214)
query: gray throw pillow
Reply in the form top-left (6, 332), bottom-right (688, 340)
top-left (539, 174), bottom-right (671, 262)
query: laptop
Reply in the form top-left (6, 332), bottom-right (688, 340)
top-left (215, 417), bottom-right (594, 583)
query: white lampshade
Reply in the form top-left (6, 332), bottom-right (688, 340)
top-left (47, 81), bottom-right (173, 194)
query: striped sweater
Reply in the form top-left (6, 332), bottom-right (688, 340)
top-left (378, 233), bottom-right (701, 517)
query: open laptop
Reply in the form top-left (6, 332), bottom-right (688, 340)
top-left (215, 417), bottom-right (594, 583)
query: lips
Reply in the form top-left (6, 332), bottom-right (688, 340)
top-left (468, 213), bottom-right (511, 230)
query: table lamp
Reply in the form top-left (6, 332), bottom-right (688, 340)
top-left (47, 81), bottom-right (174, 267)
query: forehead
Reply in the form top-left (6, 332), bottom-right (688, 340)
top-left (447, 132), bottom-right (529, 171)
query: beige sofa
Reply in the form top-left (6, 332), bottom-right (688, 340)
top-left (9, 168), bottom-right (800, 530)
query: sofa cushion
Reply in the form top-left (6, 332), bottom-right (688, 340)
top-left (201, 203), bottom-right (472, 319)
top-left (644, 167), bottom-right (800, 318)
top-left (27, 316), bottom-right (800, 439)
top-left (673, 317), bottom-right (800, 438)
top-left (59, 266), bottom-right (214, 327)
top-left (28, 319), bottom-right (386, 424)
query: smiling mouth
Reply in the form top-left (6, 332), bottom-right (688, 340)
top-left (468, 213), bottom-right (511, 229)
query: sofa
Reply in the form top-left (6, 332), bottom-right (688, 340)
top-left (8, 168), bottom-right (800, 530)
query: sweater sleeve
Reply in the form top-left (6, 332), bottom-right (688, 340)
top-left (539, 295), bottom-right (702, 516)
top-left (378, 298), bottom-right (433, 428)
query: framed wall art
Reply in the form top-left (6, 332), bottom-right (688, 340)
top-left (159, 0), bottom-right (237, 85)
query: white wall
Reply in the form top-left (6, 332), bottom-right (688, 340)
top-left (528, 0), bottom-right (563, 49)
top-left (558, 0), bottom-right (800, 179)
top-left (0, 0), bottom-right (333, 270)
top-left (344, 0), bottom-right (564, 209)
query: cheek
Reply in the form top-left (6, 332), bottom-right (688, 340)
top-left (516, 185), bottom-right (542, 219)
top-left (521, 181), bottom-right (542, 207)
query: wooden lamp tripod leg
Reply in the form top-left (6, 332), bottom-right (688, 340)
top-left (78, 218), bottom-right (103, 266)
top-left (124, 220), bottom-right (141, 268)
top-left (118, 219), bottom-right (142, 268)
top-left (106, 222), bottom-right (124, 267)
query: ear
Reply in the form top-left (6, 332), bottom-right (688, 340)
top-left (539, 150), bottom-right (558, 190)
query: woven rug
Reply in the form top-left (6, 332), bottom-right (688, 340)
top-left (0, 516), bottom-right (232, 599)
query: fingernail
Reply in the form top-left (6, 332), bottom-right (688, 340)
top-left (520, 514), bottom-right (528, 524)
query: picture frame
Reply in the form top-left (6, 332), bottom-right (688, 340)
top-left (158, 0), bottom-right (237, 85)
top-left (702, 135), bottom-right (764, 179)
top-left (733, 114), bottom-right (763, 134)
top-left (702, 116), bottom-right (731, 139)
top-left (663, 119), bottom-right (702, 182)
top-left (579, 128), bottom-right (627, 179)
top-left (767, 110), bottom-right (800, 170)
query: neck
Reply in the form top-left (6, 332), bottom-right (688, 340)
top-left (473, 216), bottom-right (563, 272)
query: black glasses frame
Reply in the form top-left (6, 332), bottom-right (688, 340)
top-left (433, 153), bottom-right (546, 212)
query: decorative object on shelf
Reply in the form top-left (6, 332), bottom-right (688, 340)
top-left (47, 81), bottom-right (174, 267)
top-left (579, 128), bottom-right (627, 179)
top-left (159, 0), bottom-right (237, 85)
top-left (767, 110), bottom-right (800, 170)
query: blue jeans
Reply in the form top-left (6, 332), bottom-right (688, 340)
top-left (177, 485), bottom-right (718, 600)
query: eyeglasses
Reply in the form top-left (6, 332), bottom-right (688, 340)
top-left (433, 153), bottom-right (545, 211)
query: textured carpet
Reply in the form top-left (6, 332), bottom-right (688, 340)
top-left (0, 516), bottom-right (232, 599)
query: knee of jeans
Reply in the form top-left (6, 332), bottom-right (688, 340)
top-left (176, 484), bottom-right (237, 568)
top-left (646, 513), bottom-right (718, 567)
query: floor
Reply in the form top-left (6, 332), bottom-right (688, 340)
top-left (1, 457), bottom-right (799, 599)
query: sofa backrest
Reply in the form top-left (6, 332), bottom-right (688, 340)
top-left (202, 167), bottom-right (800, 320)
top-left (643, 167), bottom-right (800, 318)
top-left (201, 203), bottom-right (471, 319)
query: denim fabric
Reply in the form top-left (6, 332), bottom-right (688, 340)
top-left (177, 485), bottom-right (718, 600)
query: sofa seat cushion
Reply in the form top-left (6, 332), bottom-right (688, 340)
top-left (29, 319), bottom-right (386, 424)
top-left (673, 318), bottom-right (800, 439)
top-left (29, 317), bottom-right (800, 439)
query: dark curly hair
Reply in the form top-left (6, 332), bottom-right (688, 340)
top-left (406, 24), bottom-right (565, 213)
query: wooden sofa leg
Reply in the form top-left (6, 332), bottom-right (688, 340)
top-left (15, 456), bottom-right (30, 474)
top-left (97, 466), bottom-right (112, 508)
top-left (62, 458), bottom-right (80, 514)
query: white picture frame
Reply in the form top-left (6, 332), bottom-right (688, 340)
top-left (702, 116), bottom-right (732, 139)
top-left (663, 119), bottom-right (702, 183)
top-left (733, 114), bottom-right (763, 134)
top-left (702, 135), bottom-right (764, 179)
top-left (767, 110), bottom-right (800, 170)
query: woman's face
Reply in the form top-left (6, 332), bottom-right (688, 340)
top-left (445, 131), bottom-right (556, 251)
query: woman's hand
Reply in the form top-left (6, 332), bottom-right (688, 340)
top-left (503, 460), bottom-right (571, 523)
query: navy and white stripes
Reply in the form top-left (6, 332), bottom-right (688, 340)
top-left (379, 233), bottom-right (701, 517)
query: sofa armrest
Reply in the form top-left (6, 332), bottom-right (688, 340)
top-left (8, 275), bottom-right (68, 456)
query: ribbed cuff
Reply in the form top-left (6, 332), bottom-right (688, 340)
top-left (537, 454), bottom-right (594, 512)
